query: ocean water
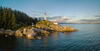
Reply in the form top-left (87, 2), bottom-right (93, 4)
top-left (0, 24), bottom-right (100, 51)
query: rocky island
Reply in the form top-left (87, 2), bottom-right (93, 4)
top-left (0, 7), bottom-right (77, 39)
top-left (15, 20), bottom-right (77, 39)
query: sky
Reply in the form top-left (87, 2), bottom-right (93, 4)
top-left (0, 0), bottom-right (100, 23)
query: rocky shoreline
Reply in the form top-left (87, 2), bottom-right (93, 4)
top-left (15, 20), bottom-right (77, 39)
top-left (0, 20), bottom-right (77, 39)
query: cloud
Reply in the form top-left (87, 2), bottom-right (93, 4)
top-left (48, 16), bottom-right (69, 22)
top-left (94, 15), bottom-right (100, 17)
top-left (45, 16), bottom-right (100, 23)
top-left (65, 19), bottom-right (80, 23)
top-left (79, 18), bottom-right (100, 23)
top-left (97, 18), bottom-right (100, 20)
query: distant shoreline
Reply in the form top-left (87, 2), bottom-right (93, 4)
top-left (59, 23), bottom-right (100, 24)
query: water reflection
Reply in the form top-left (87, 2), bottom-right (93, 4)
top-left (0, 37), bottom-right (16, 51)
top-left (1, 24), bottom-right (100, 51)
top-left (50, 32), bottom-right (59, 40)
top-left (43, 38), bottom-right (48, 46)
top-left (23, 39), bottom-right (32, 47)
top-left (63, 32), bottom-right (75, 36)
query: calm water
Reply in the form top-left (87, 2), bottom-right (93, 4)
top-left (0, 24), bottom-right (100, 51)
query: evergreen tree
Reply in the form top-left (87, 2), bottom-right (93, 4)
top-left (0, 7), bottom-right (41, 30)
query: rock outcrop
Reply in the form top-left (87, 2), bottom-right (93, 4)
top-left (35, 20), bottom-right (76, 32)
top-left (15, 26), bottom-right (49, 39)
top-left (15, 20), bottom-right (77, 39)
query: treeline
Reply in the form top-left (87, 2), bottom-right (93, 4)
top-left (0, 7), bottom-right (40, 30)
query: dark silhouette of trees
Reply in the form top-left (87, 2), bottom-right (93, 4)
top-left (0, 7), bottom-right (16, 30)
top-left (0, 7), bottom-right (41, 30)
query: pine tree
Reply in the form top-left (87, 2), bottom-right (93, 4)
top-left (0, 7), bottom-right (41, 30)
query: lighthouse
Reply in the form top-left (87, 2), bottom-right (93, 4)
top-left (44, 12), bottom-right (47, 20)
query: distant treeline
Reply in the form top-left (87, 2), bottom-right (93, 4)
top-left (0, 7), bottom-right (41, 30)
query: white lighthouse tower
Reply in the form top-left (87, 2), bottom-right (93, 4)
top-left (44, 12), bottom-right (48, 20)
